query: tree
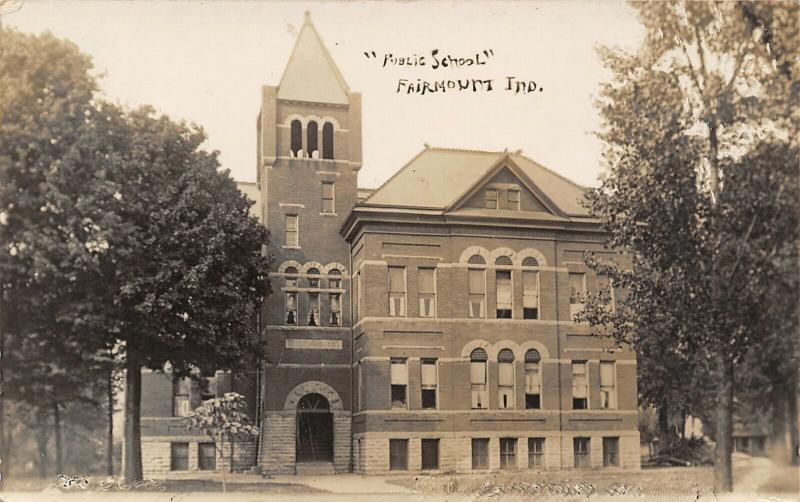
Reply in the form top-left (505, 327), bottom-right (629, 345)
top-left (1, 27), bottom-right (270, 484)
top-left (185, 392), bottom-right (259, 493)
top-left (579, 1), bottom-right (799, 491)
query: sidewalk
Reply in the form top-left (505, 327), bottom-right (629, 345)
top-left (266, 473), bottom-right (410, 494)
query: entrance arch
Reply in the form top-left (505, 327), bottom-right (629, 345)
top-left (295, 393), bottom-right (333, 462)
top-left (284, 381), bottom-right (343, 465)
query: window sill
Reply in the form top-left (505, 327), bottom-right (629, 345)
top-left (319, 212), bottom-right (337, 216)
top-left (282, 245), bottom-right (301, 250)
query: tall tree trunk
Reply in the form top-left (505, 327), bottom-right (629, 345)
top-left (769, 389), bottom-right (788, 462)
top-left (657, 400), bottom-right (670, 446)
top-left (0, 290), bottom-right (5, 492)
top-left (107, 368), bottom-right (114, 476)
top-left (35, 410), bottom-right (49, 479)
top-left (123, 355), bottom-right (143, 482)
top-left (788, 371), bottom-right (799, 466)
top-left (714, 357), bottom-right (734, 492)
top-left (53, 401), bottom-right (63, 474)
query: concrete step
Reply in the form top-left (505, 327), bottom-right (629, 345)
top-left (295, 461), bottom-right (335, 476)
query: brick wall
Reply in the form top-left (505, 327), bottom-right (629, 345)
top-left (142, 436), bottom-right (257, 477)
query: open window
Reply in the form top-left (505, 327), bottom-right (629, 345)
top-left (468, 255), bottom-right (486, 318)
top-left (524, 349), bottom-right (541, 409)
top-left (495, 256), bottom-right (513, 318)
top-left (522, 257), bottom-right (539, 319)
top-left (470, 348), bottom-right (488, 409)
top-left (390, 358), bottom-right (408, 409)
top-left (498, 349), bottom-right (515, 409)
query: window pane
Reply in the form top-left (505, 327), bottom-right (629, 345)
top-left (170, 443), bottom-right (189, 471)
top-left (496, 271), bottom-right (512, 308)
top-left (569, 273), bottom-right (585, 303)
top-left (390, 359), bottom-right (408, 384)
top-left (322, 182), bottom-right (334, 198)
top-left (498, 362), bottom-right (514, 386)
top-left (198, 442), bottom-right (216, 471)
top-left (418, 268), bottom-right (435, 293)
top-left (421, 360), bottom-right (437, 386)
top-left (472, 439), bottom-right (489, 470)
top-left (421, 389), bottom-right (437, 409)
top-left (389, 439), bottom-right (408, 471)
top-left (469, 269), bottom-right (485, 293)
top-left (388, 267), bottom-right (405, 292)
top-left (600, 362), bottom-right (614, 385)
top-left (421, 439), bottom-right (439, 470)
top-left (470, 362), bottom-right (486, 384)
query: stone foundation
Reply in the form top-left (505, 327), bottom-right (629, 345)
top-left (141, 436), bottom-right (257, 477)
top-left (353, 430), bottom-right (640, 474)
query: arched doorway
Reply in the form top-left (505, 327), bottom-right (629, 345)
top-left (296, 393), bottom-right (333, 462)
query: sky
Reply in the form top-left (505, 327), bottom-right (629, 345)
top-left (5, 0), bottom-right (645, 189)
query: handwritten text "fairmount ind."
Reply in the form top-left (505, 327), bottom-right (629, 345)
top-left (397, 77), bottom-right (544, 95)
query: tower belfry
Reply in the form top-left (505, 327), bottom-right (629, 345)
top-left (256, 12), bottom-right (360, 474)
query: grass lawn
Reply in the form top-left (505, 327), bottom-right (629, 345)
top-left (391, 464), bottom-right (799, 499)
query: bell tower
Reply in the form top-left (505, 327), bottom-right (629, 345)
top-left (256, 12), bottom-right (360, 474)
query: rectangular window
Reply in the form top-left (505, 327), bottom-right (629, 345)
top-left (498, 359), bottom-right (515, 409)
top-left (285, 214), bottom-right (298, 247)
top-left (172, 378), bottom-right (191, 417)
top-left (389, 439), bottom-right (408, 471)
top-left (569, 272), bottom-right (585, 319)
top-left (500, 438), bottom-right (517, 469)
top-left (321, 181), bottom-right (335, 213)
top-left (468, 269), bottom-right (486, 318)
top-left (308, 292), bottom-right (320, 326)
top-left (528, 438), bottom-right (545, 468)
top-left (574, 437), bottom-right (590, 468)
top-left (470, 360), bottom-right (488, 409)
top-left (569, 273), bottom-right (586, 304)
top-left (390, 358), bottom-right (408, 409)
top-left (285, 292), bottom-right (297, 325)
top-left (170, 442), bottom-right (189, 471)
top-left (525, 360), bottom-right (541, 409)
top-left (421, 439), bottom-right (440, 470)
top-left (572, 361), bottom-right (588, 409)
top-left (329, 293), bottom-right (341, 326)
top-left (507, 189), bottom-right (520, 210)
top-left (523, 271), bottom-right (539, 319)
top-left (421, 358), bottom-right (438, 409)
top-left (485, 189), bottom-right (498, 209)
top-left (198, 442), bottom-right (216, 471)
top-left (496, 270), bottom-right (512, 318)
top-left (600, 362), bottom-right (617, 409)
top-left (603, 437), bottom-right (619, 467)
top-left (472, 438), bottom-right (489, 470)
top-left (418, 268), bottom-right (436, 317)
top-left (388, 267), bottom-right (406, 317)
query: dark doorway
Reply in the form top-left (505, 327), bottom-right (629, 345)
top-left (296, 393), bottom-right (333, 462)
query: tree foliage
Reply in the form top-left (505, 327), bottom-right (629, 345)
top-left (578, 1), bottom-right (799, 490)
top-left (1, 27), bottom-right (271, 483)
top-left (185, 392), bottom-right (258, 493)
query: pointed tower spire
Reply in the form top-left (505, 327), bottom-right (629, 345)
top-left (277, 12), bottom-right (350, 104)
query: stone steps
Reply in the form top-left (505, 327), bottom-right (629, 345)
top-left (295, 461), bottom-right (335, 476)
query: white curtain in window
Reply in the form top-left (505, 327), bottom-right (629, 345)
top-left (391, 361), bottom-right (408, 384)
top-left (523, 271), bottom-right (539, 308)
top-left (421, 362), bottom-right (437, 386)
top-left (496, 271), bottom-right (512, 308)
top-left (498, 362), bottom-right (514, 386)
top-left (525, 364), bottom-right (541, 393)
top-left (470, 362), bottom-right (486, 384)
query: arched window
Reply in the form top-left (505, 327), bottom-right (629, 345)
top-left (468, 257), bottom-right (486, 318)
top-left (285, 266), bottom-right (299, 287)
top-left (307, 120), bottom-right (319, 158)
top-left (470, 348), bottom-right (488, 409)
top-left (285, 267), bottom-right (298, 325)
top-left (328, 269), bottom-right (342, 326)
top-left (498, 349), bottom-right (515, 409)
top-left (522, 257), bottom-right (539, 267)
top-left (524, 349), bottom-right (541, 409)
top-left (495, 258), bottom-right (513, 318)
top-left (328, 269), bottom-right (342, 289)
top-left (307, 268), bottom-right (321, 326)
top-left (322, 122), bottom-right (334, 159)
top-left (290, 120), bottom-right (302, 157)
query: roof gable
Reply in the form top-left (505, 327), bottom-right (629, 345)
top-left (448, 160), bottom-right (559, 215)
top-left (277, 14), bottom-right (349, 105)
top-left (360, 146), bottom-right (590, 217)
